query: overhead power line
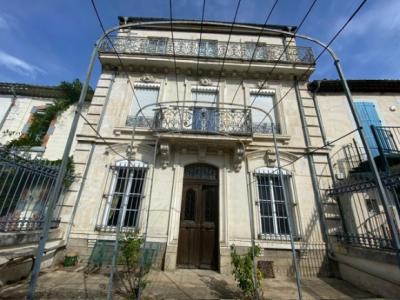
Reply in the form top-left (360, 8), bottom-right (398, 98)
top-left (90, 0), bottom-right (151, 128)
top-left (238, 0), bottom-right (319, 107)
top-left (212, 0), bottom-right (242, 103)
top-left (252, 0), bottom-right (368, 133)
top-left (169, 0), bottom-right (180, 102)
top-left (228, 0), bottom-right (280, 105)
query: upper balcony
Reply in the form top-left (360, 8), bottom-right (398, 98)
top-left (124, 105), bottom-right (280, 139)
top-left (98, 35), bottom-right (315, 75)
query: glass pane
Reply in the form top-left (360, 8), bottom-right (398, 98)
top-left (257, 176), bottom-right (271, 200)
top-left (277, 217), bottom-right (290, 235)
top-left (184, 164), bottom-right (218, 181)
top-left (261, 217), bottom-right (274, 234)
top-left (184, 189), bottom-right (196, 221)
top-left (192, 91), bottom-right (218, 102)
top-left (131, 87), bottom-right (159, 116)
top-left (260, 200), bottom-right (272, 217)
top-left (199, 40), bottom-right (218, 57)
top-left (204, 187), bottom-right (216, 222)
top-left (250, 93), bottom-right (276, 133)
top-left (244, 43), bottom-right (267, 60)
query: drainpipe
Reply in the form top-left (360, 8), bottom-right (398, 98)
top-left (0, 85), bottom-right (17, 133)
top-left (65, 73), bottom-right (116, 243)
top-left (294, 77), bottom-right (330, 251)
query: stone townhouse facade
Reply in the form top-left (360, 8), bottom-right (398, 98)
top-left (65, 17), bottom-right (332, 277)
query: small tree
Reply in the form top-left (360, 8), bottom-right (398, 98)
top-left (231, 244), bottom-right (264, 299)
top-left (116, 232), bottom-right (150, 299)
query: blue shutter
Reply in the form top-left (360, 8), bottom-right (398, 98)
top-left (354, 102), bottom-right (382, 157)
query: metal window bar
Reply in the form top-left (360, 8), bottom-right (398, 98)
top-left (256, 173), bottom-right (298, 241)
top-left (97, 164), bottom-right (147, 232)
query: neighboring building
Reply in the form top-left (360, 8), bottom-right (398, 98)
top-left (309, 79), bottom-right (400, 297)
top-left (65, 17), bottom-right (331, 278)
top-left (0, 82), bottom-right (89, 160)
top-left (0, 82), bottom-right (90, 285)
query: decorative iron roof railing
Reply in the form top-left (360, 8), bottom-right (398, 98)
top-left (99, 36), bottom-right (315, 65)
top-left (125, 106), bottom-right (279, 136)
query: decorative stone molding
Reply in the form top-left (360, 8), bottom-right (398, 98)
top-left (126, 144), bottom-right (137, 159)
top-left (257, 80), bottom-right (266, 89)
top-left (199, 78), bottom-right (212, 86)
top-left (140, 74), bottom-right (155, 83)
top-left (233, 146), bottom-right (245, 172)
top-left (264, 149), bottom-right (276, 167)
top-left (159, 143), bottom-right (170, 169)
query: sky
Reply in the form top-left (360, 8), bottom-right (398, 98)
top-left (1, 0), bottom-right (399, 87)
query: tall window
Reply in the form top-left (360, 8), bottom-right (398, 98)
top-left (147, 38), bottom-right (167, 54)
top-left (128, 85), bottom-right (159, 127)
top-left (244, 42), bottom-right (267, 60)
top-left (250, 91), bottom-right (278, 134)
top-left (104, 161), bottom-right (147, 228)
top-left (198, 40), bottom-right (218, 57)
top-left (256, 168), bottom-right (295, 237)
top-left (191, 89), bottom-right (219, 132)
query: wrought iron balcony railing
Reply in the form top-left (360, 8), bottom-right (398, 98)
top-left (99, 36), bottom-right (315, 65)
top-left (124, 106), bottom-right (278, 136)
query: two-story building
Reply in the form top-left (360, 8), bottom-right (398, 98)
top-left (64, 17), bottom-right (332, 278)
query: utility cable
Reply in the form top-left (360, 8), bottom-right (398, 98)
top-left (90, 0), bottom-right (152, 128)
top-left (77, 111), bottom-right (128, 160)
top-left (230, 0), bottom-right (316, 105)
top-left (252, 0), bottom-right (368, 133)
top-left (169, 0), bottom-right (180, 102)
top-left (229, 0), bottom-right (279, 105)
top-left (212, 0), bottom-right (242, 103)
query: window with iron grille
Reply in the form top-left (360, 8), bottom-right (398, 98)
top-left (256, 170), bottom-right (295, 237)
top-left (104, 161), bottom-right (147, 228)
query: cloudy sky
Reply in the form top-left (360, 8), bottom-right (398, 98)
top-left (1, 0), bottom-right (399, 86)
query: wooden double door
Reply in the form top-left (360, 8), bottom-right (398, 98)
top-left (177, 182), bottom-right (219, 270)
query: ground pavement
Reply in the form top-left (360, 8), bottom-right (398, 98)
top-left (0, 267), bottom-right (386, 299)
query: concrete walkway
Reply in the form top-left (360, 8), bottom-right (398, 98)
top-left (0, 267), bottom-right (383, 299)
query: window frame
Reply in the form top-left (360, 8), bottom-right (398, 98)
top-left (198, 39), bottom-right (219, 57)
top-left (249, 89), bottom-right (280, 134)
top-left (254, 168), bottom-right (298, 240)
top-left (102, 160), bottom-right (148, 229)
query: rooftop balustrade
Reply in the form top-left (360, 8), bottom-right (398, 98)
top-left (99, 36), bottom-right (315, 65)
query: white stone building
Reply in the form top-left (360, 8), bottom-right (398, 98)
top-left (65, 17), bottom-right (330, 277)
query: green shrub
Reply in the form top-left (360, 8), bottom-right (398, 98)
top-left (116, 232), bottom-right (150, 299)
top-left (231, 244), bottom-right (264, 299)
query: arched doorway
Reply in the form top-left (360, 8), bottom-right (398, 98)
top-left (177, 164), bottom-right (219, 270)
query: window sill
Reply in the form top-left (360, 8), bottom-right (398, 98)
top-left (95, 225), bottom-right (137, 233)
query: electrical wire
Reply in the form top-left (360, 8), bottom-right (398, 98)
top-left (232, 0), bottom-right (318, 108)
top-left (77, 111), bottom-right (128, 160)
top-left (252, 0), bottom-right (368, 133)
top-left (212, 0), bottom-right (242, 103)
top-left (90, 0), bottom-right (152, 128)
top-left (194, 0), bottom-right (207, 103)
top-left (169, 0), bottom-right (180, 102)
top-left (229, 0), bottom-right (279, 105)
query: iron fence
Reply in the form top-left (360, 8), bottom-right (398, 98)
top-left (326, 141), bottom-right (400, 250)
top-left (0, 147), bottom-right (71, 232)
top-left (99, 35), bottom-right (315, 65)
